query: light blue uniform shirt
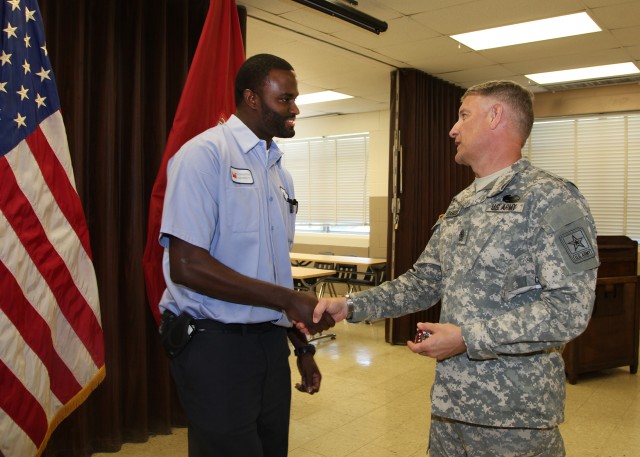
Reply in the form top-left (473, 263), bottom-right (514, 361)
top-left (158, 115), bottom-right (296, 326)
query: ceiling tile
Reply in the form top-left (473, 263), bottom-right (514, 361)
top-left (238, 0), bottom-right (640, 117)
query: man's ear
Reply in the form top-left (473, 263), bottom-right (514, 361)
top-left (244, 88), bottom-right (258, 109)
top-left (489, 103), bottom-right (503, 129)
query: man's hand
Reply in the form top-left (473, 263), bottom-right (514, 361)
top-left (295, 353), bottom-right (321, 394)
top-left (286, 291), bottom-right (335, 334)
top-left (315, 296), bottom-right (349, 323)
top-left (407, 322), bottom-right (467, 361)
top-left (293, 297), bottom-right (348, 334)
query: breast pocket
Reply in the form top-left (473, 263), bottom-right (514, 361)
top-left (225, 186), bottom-right (259, 233)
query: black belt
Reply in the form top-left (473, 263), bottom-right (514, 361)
top-left (192, 319), bottom-right (276, 335)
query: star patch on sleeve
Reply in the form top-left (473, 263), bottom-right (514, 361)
top-left (559, 228), bottom-right (596, 264)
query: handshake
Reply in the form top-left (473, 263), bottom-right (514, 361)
top-left (287, 294), bottom-right (349, 335)
top-left (288, 292), bottom-right (467, 362)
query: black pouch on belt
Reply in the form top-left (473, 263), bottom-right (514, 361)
top-left (159, 310), bottom-right (195, 359)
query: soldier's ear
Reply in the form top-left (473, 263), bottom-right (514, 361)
top-left (489, 103), bottom-right (503, 129)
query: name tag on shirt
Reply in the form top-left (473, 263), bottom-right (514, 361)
top-left (230, 167), bottom-right (254, 184)
top-left (486, 202), bottom-right (524, 212)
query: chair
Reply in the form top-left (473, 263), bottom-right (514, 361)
top-left (312, 261), bottom-right (336, 297)
top-left (321, 263), bottom-right (357, 297)
top-left (347, 266), bottom-right (385, 293)
top-left (293, 278), bottom-right (307, 291)
top-left (310, 255), bottom-right (339, 343)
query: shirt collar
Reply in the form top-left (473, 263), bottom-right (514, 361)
top-left (225, 115), bottom-right (284, 165)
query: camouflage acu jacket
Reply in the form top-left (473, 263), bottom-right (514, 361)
top-left (351, 158), bottom-right (599, 428)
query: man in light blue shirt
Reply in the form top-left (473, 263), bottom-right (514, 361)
top-left (158, 54), bottom-right (334, 457)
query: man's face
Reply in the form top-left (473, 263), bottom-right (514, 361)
top-left (256, 69), bottom-right (300, 140)
top-left (449, 94), bottom-right (493, 168)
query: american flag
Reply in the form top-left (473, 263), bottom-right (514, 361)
top-left (0, 1), bottom-right (104, 456)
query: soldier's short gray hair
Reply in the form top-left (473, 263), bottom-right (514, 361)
top-left (463, 81), bottom-right (534, 141)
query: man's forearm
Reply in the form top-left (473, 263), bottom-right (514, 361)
top-left (169, 236), bottom-right (299, 311)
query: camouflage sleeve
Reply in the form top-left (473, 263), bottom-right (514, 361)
top-left (349, 227), bottom-right (445, 323)
top-left (463, 194), bottom-right (599, 360)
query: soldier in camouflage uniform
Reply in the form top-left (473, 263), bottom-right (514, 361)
top-left (310, 81), bottom-right (599, 456)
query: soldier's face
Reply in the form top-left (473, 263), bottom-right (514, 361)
top-left (449, 94), bottom-right (493, 170)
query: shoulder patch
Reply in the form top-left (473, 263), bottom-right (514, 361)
top-left (559, 227), bottom-right (596, 265)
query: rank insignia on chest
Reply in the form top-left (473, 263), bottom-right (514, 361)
top-left (486, 202), bottom-right (524, 212)
top-left (457, 228), bottom-right (468, 245)
top-left (445, 206), bottom-right (461, 218)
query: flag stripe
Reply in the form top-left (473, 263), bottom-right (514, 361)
top-left (26, 119), bottom-right (92, 259)
top-left (0, 157), bottom-right (104, 368)
top-left (0, 210), bottom-right (97, 394)
top-left (0, 233), bottom-right (83, 403)
top-left (0, 358), bottom-right (48, 450)
top-left (0, 1), bottom-right (104, 454)
top-left (5, 124), bottom-right (102, 349)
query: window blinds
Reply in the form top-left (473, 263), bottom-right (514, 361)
top-left (279, 133), bottom-right (370, 227)
top-left (525, 113), bottom-right (640, 240)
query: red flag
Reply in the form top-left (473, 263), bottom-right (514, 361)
top-left (0, 1), bottom-right (105, 455)
top-left (142, 0), bottom-right (245, 325)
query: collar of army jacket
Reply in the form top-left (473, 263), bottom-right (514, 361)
top-left (484, 158), bottom-right (530, 199)
top-left (450, 158), bottom-right (530, 210)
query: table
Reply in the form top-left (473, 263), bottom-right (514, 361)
top-left (290, 253), bottom-right (387, 289)
top-left (290, 252), bottom-right (386, 267)
top-left (291, 266), bottom-right (336, 295)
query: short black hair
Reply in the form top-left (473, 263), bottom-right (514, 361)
top-left (235, 54), bottom-right (295, 106)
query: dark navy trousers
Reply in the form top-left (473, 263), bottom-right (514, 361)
top-left (170, 324), bottom-right (291, 457)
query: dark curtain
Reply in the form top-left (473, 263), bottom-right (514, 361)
top-left (385, 69), bottom-right (474, 344)
top-left (37, 1), bottom-right (246, 455)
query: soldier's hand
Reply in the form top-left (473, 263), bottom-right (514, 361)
top-left (287, 291), bottom-right (335, 334)
top-left (407, 322), bottom-right (467, 361)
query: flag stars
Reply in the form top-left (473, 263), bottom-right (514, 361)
top-left (8, 0), bottom-right (21, 11)
top-left (17, 85), bottom-right (29, 100)
top-left (0, 81), bottom-right (7, 93)
top-left (14, 112), bottom-right (27, 128)
top-left (0, 50), bottom-right (11, 66)
top-left (26, 7), bottom-right (36, 22)
top-left (35, 93), bottom-right (46, 108)
top-left (41, 43), bottom-right (48, 56)
top-left (36, 67), bottom-right (51, 81)
top-left (4, 22), bottom-right (18, 39)
top-left (23, 59), bottom-right (31, 74)
top-left (24, 33), bottom-right (31, 48)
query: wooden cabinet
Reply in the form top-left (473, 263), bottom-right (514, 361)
top-left (563, 236), bottom-right (639, 384)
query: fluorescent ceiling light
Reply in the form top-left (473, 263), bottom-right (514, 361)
top-left (451, 12), bottom-right (601, 50)
top-left (296, 90), bottom-right (353, 106)
top-left (526, 62), bottom-right (640, 84)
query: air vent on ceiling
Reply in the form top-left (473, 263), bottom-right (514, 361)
top-left (539, 74), bottom-right (640, 92)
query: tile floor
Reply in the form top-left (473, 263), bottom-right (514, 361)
top-left (93, 320), bottom-right (640, 457)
